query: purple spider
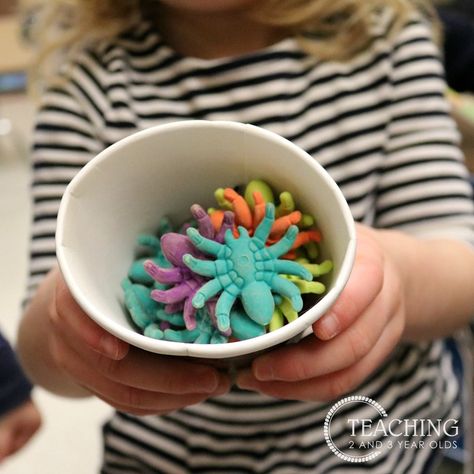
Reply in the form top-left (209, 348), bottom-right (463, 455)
top-left (144, 233), bottom-right (208, 331)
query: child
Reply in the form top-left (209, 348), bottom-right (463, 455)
top-left (0, 331), bottom-right (41, 461)
top-left (18, 0), bottom-right (474, 472)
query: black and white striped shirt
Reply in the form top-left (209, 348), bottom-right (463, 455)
top-left (30, 17), bottom-right (474, 474)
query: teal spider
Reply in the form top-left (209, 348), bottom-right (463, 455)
top-left (183, 203), bottom-right (312, 333)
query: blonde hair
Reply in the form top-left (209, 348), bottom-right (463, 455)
top-left (28, 0), bottom-right (439, 86)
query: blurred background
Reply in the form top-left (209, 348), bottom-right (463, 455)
top-left (0, 0), bottom-right (473, 473)
top-left (0, 1), bottom-right (112, 473)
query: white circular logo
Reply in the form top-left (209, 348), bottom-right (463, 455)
top-left (324, 395), bottom-right (388, 463)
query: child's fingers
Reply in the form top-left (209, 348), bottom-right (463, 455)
top-left (250, 261), bottom-right (400, 383)
top-left (50, 333), bottom-right (227, 414)
top-left (52, 271), bottom-right (129, 360)
top-left (99, 373), bottom-right (231, 416)
top-left (0, 402), bottom-right (41, 460)
top-left (51, 270), bottom-right (229, 398)
top-left (237, 308), bottom-right (404, 401)
top-left (8, 423), bottom-right (37, 458)
top-left (50, 325), bottom-right (223, 395)
top-left (93, 347), bottom-right (223, 395)
top-left (313, 230), bottom-right (384, 341)
top-left (250, 301), bottom-right (382, 383)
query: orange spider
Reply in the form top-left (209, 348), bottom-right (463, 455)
top-left (208, 188), bottom-right (321, 258)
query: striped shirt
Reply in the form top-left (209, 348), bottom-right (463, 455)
top-left (30, 16), bottom-right (474, 474)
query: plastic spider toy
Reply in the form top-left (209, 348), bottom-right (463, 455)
top-left (144, 232), bottom-right (211, 331)
top-left (143, 304), bottom-right (265, 344)
top-left (121, 278), bottom-right (163, 330)
top-left (211, 184), bottom-right (321, 258)
top-left (183, 203), bottom-right (313, 333)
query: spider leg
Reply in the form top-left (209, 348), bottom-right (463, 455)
top-left (183, 297), bottom-right (198, 330)
top-left (270, 275), bottom-right (303, 312)
top-left (136, 234), bottom-right (161, 253)
top-left (182, 254), bottom-right (217, 277)
top-left (253, 203), bottom-right (275, 246)
top-left (270, 211), bottom-right (301, 240)
top-left (121, 279), bottom-right (160, 329)
top-left (128, 258), bottom-right (155, 285)
top-left (215, 289), bottom-right (238, 332)
top-left (190, 204), bottom-right (215, 239)
top-left (252, 191), bottom-right (266, 228)
top-left (143, 323), bottom-right (164, 339)
top-left (269, 307), bottom-right (284, 332)
top-left (186, 227), bottom-right (223, 256)
top-left (192, 278), bottom-right (223, 309)
top-left (195, 332), bottom-right (212, 344)
top-left (276, 191), bottom-right (295, 217)
top-left (156, 309), bottom-right (185, 326)
top-left (288, 278), bottom-right (326, 295)
top-left (216, 211), bottom-right (235, 243)
top-left (272, 260), bottom-right (313, 281)
top-left (209, 209), bottom-right (225, 231)
top-left (224, 187), bottom-right (253, 228)
top-left (237, 226), bottom-right (249, 238)
top-left (144, 259), bottom-right (183, 284)
top-left (291, 229), bottom-right (321, 249)
top-left (164, 327), bottom-right (200, 343)
top-left (267, 225), bottom-right (298, 258)
top-left (300, 259), bottom-right (333, 277)
top-left (151, 282), bottom-right (192, 304)
top-left (224, 228), bottom-right (236, 245)
top-left (278, 297), bottom-right (299, 323)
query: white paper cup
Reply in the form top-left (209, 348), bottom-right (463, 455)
top-left (57, 120), bottom-right (356, 362)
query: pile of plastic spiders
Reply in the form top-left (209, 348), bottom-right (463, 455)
top-left (121, 179), bottom-right (333, 344)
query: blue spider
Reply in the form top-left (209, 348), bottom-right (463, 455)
top-left (183, 203), bottom-right (312, 333)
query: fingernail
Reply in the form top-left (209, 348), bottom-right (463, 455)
top-left (317, 313), bottom-right (340, 340)
top-left (254, 360), bottom-right (274, 381)
top-left (212, 374), bottom-right (231, 396)
top-left (195, 367), bottom-right (219, 392)
top-left (235, 370), bottom-right (257, 388)
top-left (100, 334), bottom-right (120, 358)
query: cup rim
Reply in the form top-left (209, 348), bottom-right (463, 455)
top-left (56, 120), bottom-right (356, 359)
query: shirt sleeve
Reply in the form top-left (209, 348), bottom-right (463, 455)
top-left (26, 69), bottom-right (105, 303)
top-left (0, 332), bottom-right (32, 418)
top-left (374, 20), bottom-right (474, 246)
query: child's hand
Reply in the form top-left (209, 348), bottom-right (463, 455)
top-left (48, 268), bottom-right (231, 415)
top-left (236, 224), bottom-right (406, 401)
top-left (0, 399), bottom-right (42, 461)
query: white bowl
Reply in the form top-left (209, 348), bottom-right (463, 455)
top-left (56, 120), bottom-right (355, 362)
